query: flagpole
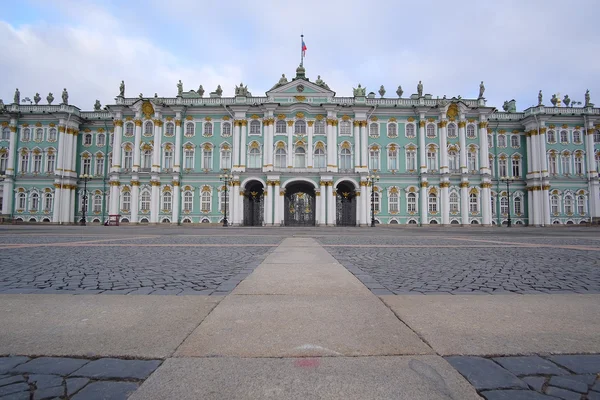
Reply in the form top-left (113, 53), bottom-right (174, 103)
top-left (300, 34), bottom-right (304, 67)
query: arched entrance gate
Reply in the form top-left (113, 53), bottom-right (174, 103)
top-left (336, 181), bottom-right (357, 226)
top-left (243, 180), bottom-right (264, 226)
top-left (284, 182), bottom-right (316, 226)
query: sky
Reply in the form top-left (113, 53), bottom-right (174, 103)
top-left (1, 0), bottom-right (599, 112)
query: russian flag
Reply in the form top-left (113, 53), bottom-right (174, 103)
top-left (302, 40), bottom-right (307, 56)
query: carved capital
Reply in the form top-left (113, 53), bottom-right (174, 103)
top-left (440, 181), bottom-right (450, 188)
top-left (420, 181), bottom-right (429, 188)
top-left (114, 120), bottom-right (123, 127)
top-left (459, 182), bottom-right (469, 188)
top-left (419, 121), bottom-right (426, 128)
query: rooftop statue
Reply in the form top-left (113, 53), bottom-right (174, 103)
top-left (585, 89), bottom-right (592, 107)
top-left (353, 84), bottom-right (366, 97)
top-left (33, 93), bottom-right (41, 105)
top-left (61, 88), bottom-right (68, 105)
top-left (417, 81), bottom-right (423, 98)
top-left (47, 92), bottom-right (54, 105)
top-left (14, 88), bottom-right (20, 104)
top-left (197, 85), bottom-right (204, 97)
top-left (0, 99), bottom-right (4, 111)
top-left (478, 81), bottom-right (485, 98)
top-left (177, 80), bottom-right (183, 96)
top-left (538, 90), bottom-right (543, 106)
top-left (94, 100), bottom-right (101, 111)
top-left (139, 93), bottom-right (144, 99)
top-left (438, 95), bottom-right (449, 107)
top-left (396, 85), bottom-right (403, 98)
top-left (215, 85), bottom-right (223, 97)
top-left (379, 85), bottom-right (386, 98)
top-left (551, 94), bottom-right (558, 106)
top-left (503, 99), bottom-right (517, 113)
top-left (563, 94), bottom-right (571, 107)
top-left (278, 74), bottom-right (288, 85)
top-left (235, 82), bottom-right (249, 97)
top-left (119, 80), bottom-right (125, 97)
top-left (315, 75), bottom-right (330, 90)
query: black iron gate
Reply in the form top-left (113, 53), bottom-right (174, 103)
top-left (336, 191), bottom-right (356, 226)
top-left (243, 191), bottom-right (263, 226)
top-left (284, 192), bottom-right (315, 226)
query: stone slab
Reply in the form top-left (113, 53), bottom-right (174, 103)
top-left (71, 381), bottom-right (139, 400)
top-left (493, 356), bottom-right (570, 376)
top-left (0, 357), bottom-right (29, 374)
top-left (445, 356), bottom-right (527, 390)
top-left (549, 354), bottom-right (600, 374)
top-left (0, 294), bottom-right (220, 359)
top-left (71, 358), bottom-right (161, 380)
top-left (13, 357), bottom-right (89, 375)
top-left (130, 356), bottom-right (481, 400)
top-left (548, 376), bottom-right (588, 393)
top-left (480, 389), bottom-right (557, 399)
top-left (176, 294), bottom-right (432, 357)
top-left (545, 386), bottom-right (581, 400)
top-left (382, 294), bottom-right (600, 356)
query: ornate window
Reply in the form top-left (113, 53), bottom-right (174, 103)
top-left (275, 120), bottom-right (287, 134)
top-left (511, 156), bottom-right (521, 177)
top-left (487, 134), bottom-right (493, 147)
top-left (369, 146), bottom-right (379, 170)
top-left (577, 195), bottom-right (586, 214)
top-left (426, 147), bottom-right (437, 171)
top-left (428, 192), bottom-right (438, 213)
top-left (144, 121), bottom-right (153, 137)
top-left (314, 120), bottom-right (325, 135)
top-left (407, 192), bottom-right (417, 212)
top-left (447, 123), bottom-right (457, 138)
top-left (109, 133), bottom-right (114, 147)
top-left (185, 122), bottom-right (195, 137)
top-left (20, 151), bottom-right (30, 173)
top-left (165, 122), bottom-right (174, 137)
top-left (164, 148), bottom-right (173, 169)
top-left (202, 145), bottom-right (213, 170)
top-left (30, 192), bottom-right (39, 211)
top-left (449, 192), bottom-right (459, 213)
top-left (220, 190), bottom-right (229, 213)
top-left (125, 123), bottom-right (134, 137)
top-left (204, 122), bottom-right (213, 137)
top-left (466, 125), bottom-right (476, 139)
top-left (32, 153), bottom-right (42, 173)
top-left (201, 189), bottom-right (211, 212)
top-left (511, 135), bottom-right (519, 147)
top-left (0, 152), bottom-right (7, 172)
top-left (500, 196), bottom-right (509, 215)
top-left (387, 123), bottom-right (397, 138)
top-left (497, 135), bottom-right (506, 147)
top-left (248, 147), bottom-right (261, 169)
top-left (448, 150), bottom-right (459, 172)
top-left (123, 149), bottom-right (133, 170)
top-left (122, 191), bottom-right (131, 212)
top-left (388, 190), bottom-right (399, 213)
top-left (222, 122), bottom-right (232, 137)
top-left (573, 130), bottom-right (582, 143)
top-left (564, 195), bottom-right (574, 214)
top-left (1, 127), bottom-right (9, 140)
top-left (17, 192), bottom-right (26, 210)
top-left (491, 195), bottom-right (496, 216)
top-left (93, 195), bottom-right (102, 213)
top-left (44, 193), bottom-right (53, 211)
top-left (140, 190), bottom-right (151, 212)
top-left (314, 145), bottom-right (326, 168)
top-left (294, 147), bottom-right (306, 168)
top-left (560, 130), bottom-right (569, 143)
top-left (22, 128), bottom-right (31, 141)
top-left (97, 133), bottom-right (106, 147)
top-left (469, 192), bottom-right (479, 213)
top-left (162, 191), bottom-right (172, 212)
top-left (84, 133), bottom-right (92, 146)
top-left (35, 128), bottom-right (43, 141)
top-left (369, 123), bottom-right (379, 138)
top-left (373, 190), bottom-right (380, 213)
top-left (183, 191), bottom-right (193, 212)
top-left (340, 121), bottom-right (352, 136)
top-left (426, 124), bottom-right (435, 138)
top-left (561, 152), bottom-right (571, 175)
top-left (596, 152), bottom-right (600, 173)
top-left (184, 148), bottom-right (194, 169)
top-left (81, 155), bottom-right (91, 175)
top-left (551, 195), bottom-right (560, 214)
top-left (249, 120), bottom-right (261, 135)
top-left (388, 146), bottom-right (398, 170)
top-left (95, 155), bottom-right (104, 175)
top-left (593, 131), bottom-right (600, 143)
top-left (275, 146), bottom-right (286, 168)
top-left (467, 151), bottom-right (477, 172)
top-left (340, 148), bottom-right (352, 170)
top-left (142, 149), bottom-right (153, 169)
top-left (406, 123), bottom-right (415, 138)
top-left (547, 130), bottom-right (556, 143)
top-left (514, 196), bottom-right (522, 215)
top-left (220, 146), bottom-right (231, 170)
top-left (574, 153), bottom-right (584, 175)
top-left (295, 120), bottom-right (306, 135)
top-left (498, 156), bottom-right (507, 177)
top-left (406, 149), bottom-right (416, 171)
top-left (548, 152), bottom-right (558, 175)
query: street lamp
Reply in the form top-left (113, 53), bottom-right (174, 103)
top-left (79, 174), bottom-right (92, 226)
top-left (366, 173), bottom-right (380, 227)
top-left (500, 176), bottom-right (514, 227)
top-left (219, 171), bottom-right (233, 227)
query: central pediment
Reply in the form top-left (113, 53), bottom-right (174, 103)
top-left (266, 79), bottom-right (335, 98)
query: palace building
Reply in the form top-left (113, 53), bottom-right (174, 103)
top-left (0, 65), bottom-right (599, 226)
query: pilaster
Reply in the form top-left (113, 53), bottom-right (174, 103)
top-left (240, 120), bottom-right (247, 168)
top-left (478, 120), bottom-right (490, 175)
top-left (460, 181), bottom-right (469, 225)
top-left (440, 180), bottom-right (450, 225)
top-left (419, 119), bottom-right (427, 174)
top-left (420, 180), bottom-right (428, 225)
top-left (112, 119), bottom-right (123, 172)
top-left (133, 118), bottom-right (142, 172)
top-left (458, 120), bottom-right (467, 174)
top-left (150, 178), bottom-right (160, 223)
top-left (353, 121), bottom-right (361, 168)
top-left (319, 180), bottom-right (327, 225)
top-left (173, 117), bottom-right (182, 173)
top-left (481, 182), bottom-right (492, 226)
top-left (171, 178), bottom-right (180, 224)
top-left (130, 179), bottom-right (140, 223)
top-left (287, 120), bottom-right (293, 168)
top-left (307, 121), bottom-right (314, 168)
top-left (360, 121), bottom-right (368, 168)
top-left (439, 120), bottom-right (449, 175)
top-left (273, 180), bottom-right (281, 225)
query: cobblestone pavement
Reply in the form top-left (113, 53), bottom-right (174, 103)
top-left (0, 234), bottom-right (279, 295)
top-left (320, 236), bottom-right (600, 295)
top-left (447, 354), bottom-right (600, 399)
top-left (0, 355), bottom-right (161, 399)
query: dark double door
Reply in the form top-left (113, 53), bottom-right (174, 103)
top-left (284, 182), bottom-right (316, 226)
top-left (243, 182), bottom-right (264, 226)
top-left (336, 181), bottom-right (357, 226)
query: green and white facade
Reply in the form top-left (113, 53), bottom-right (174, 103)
top-left (1, 66), bottom-right (599, 226)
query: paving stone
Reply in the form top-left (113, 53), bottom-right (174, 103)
top-left (549, 355), bottom-right (600, 374)
top-left (446, 356), bottom-right (527, 390)
top-left (479, 389), bottom-right (557, 399)
top-left (588, 391), bottom-right (600, 400)
top-left (71, 358), bottom-right (161, 380)
top-left (0, 383), bottom-right (29, 397)
top-left (0, 391), bottom-right (31, 400)
top-left (0, 377), bottom-right (25, 388)
top-left (27, 374), bottom-right (62, 389)
top-left (33, 385), bottom-right (64, 400)
top-left (593, 380), bottom-right (600, 392)
top-left (563, 374), bottom-right (596, 385)
top-left (66, 378), bottom-right (89, 397)
top-left (0, 357), bottom-right (29, 374)
top-left (548, 376), bottom-right (589, 393)
top-left (13, 357), bottom-right (89, 376)
top-left (522, 376), bottom-right (546, 392)
top-left (544, 386), bottom-right (581, 400)
top-left (493, 356), bottom-right (570, 376)
top-left (71, 381), bottom-right (139, 400)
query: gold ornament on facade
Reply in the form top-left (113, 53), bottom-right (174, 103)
top-left (419, 121), bottom-right (426, 127)
top-left (446, 103), bottom-right (459, 119)
top-left (22, 123), bottom-right (30, 128)
top-left (183, 143), bottom-right (194, 150)
top-left (221, 115), bottom-right (230, 121)
top-left (440, 182), bottom-right (450, 188)
top-left (429, 187), bottom-right (438, 194)
top-left (35, 122), bottom-right (42, 127)
top-left (150, 180), bottom-right (161, 187)
top-left (548, 124), bottom-right (556, 129)
top-left (249, 141), bottom-right (260, 149)
top-left (294, 96), bottom-right (306, 102)
top-left (341, 141), bottom-right (351, 150)
top-left (478, 121), bottom-right (488, 128)
top-left (295, 112), bottom-right (305, 119)
top-left (307, 120), bottom-right (314, 127)
top-left (407, 117), bottom-right (415, 122)
top-left (315, 114), bottom-right (324, 121)
top-left (480, 182), bottom-right (493, 189)
top-left (459, 182), bottom-right (469, 188)
top-left (240, 120), bottom-right (248, 126)
top-left (276, 141), bottom-right (286, 149)
top-left (458, 121), bottom-right (466, 128)
top-left (498, 129), bottom-right (506, 134)
top-left (341, 115), bottom-right (350, 121)
top-left (389, 187), bottom-right (399, 194)
top-left (287, 120), bottom-right (294, 127)
top-left (277, 114), bottom-right (286, 120)
top-left (540, 127), bottom-right (547, 134)
top-left (109, 181), bottom-right (121, 187)
top-left (58, 126), bottom-right (66, 133)
top-left (512, 129), bottom-right (520, 134)
top-left (426, 118), bottom-right (435, 123)
top-left (203, 143), bottom-right (212, 151)
top-left (420, 182), bottom-right (429, 188)
top-left (185, 115), bottom-right (193, 121)
top-left (153, 119), bottom-right (163, 127)
top-left (113, 120), bottom-right (123, 127)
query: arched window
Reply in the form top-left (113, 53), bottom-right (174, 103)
top-left (165, 122), bottom-right (174, 137)
top-left (222, 122), bottom-right (232, 137)
top-left (276, 120), bottom-right (287, 134)
top-left (95, 154), bottom-right (104, 175)
top-left (275, 147), bottom-right (286, 168)
top-left (498, 157), bottom-right (507, 177)
top-left (547, 130), bottom-right (556, 143)
top-left (140, 190), bottom-right (151, 211)
top-left (469, 192), bottom-right (478, 213)
top-left (17, 192), bottom-right (26, 210)
top-left (573, 130), bottom-right (581, 143)
top-left (514, 196), bottom-right (522, 214)
top-left (93, 195), bottom-right (102, 213)
top-left (488, 134), bottom-right (493, 147)
top-left (512, 156), bottom-right (521, 177)
top-left (407, 192), bottom-right (417, 212)
top-left (183, 191), bottom-right (193, 212)
top-left (295, 147), bottom-right (306, 168)
top-left (142, 149), bottom-right (153, 169)
top-left (449, 192), bottom-right (459, 212)
top-left (295, 120), bottom-right (306, 135)
top-left (387, 123), bottom-right (397, 138)
top-left (340, 148), bottom-right (352, 170)
top-left (81, 155), bottom-right (91, 175)
top-left (144, 121), bottom-right (153, 136)
top-left (163, 147), bottom-right (173, 169)
top-left (406, 150), bottom-right (416, 171)
top-left (84, 133), bottom-right (93, 146)
top-left (447, 123), bottom-right (457, 138)
top-left (22, 128), bottom-right (31, 141)
top-left (594, 131), bottom-right (600, 143)
top-left (122, 191), bottom-right (131, 211)
top-left (511, 135), bottom-right (519, 147)
top-left (0, 152), bottom-right (7, 173)
top-left (162, 191), bottom-right (172, 212)
top-left (500, 196), bottom-right (509, 215)
top-left (373, 191), bottom-right (380, 212)
top-left (185, 122), bottom-right (195, 136)
top-left (388, 147), bottom-right (398, 170)
top-left (560, 130), bottom-right (568, 143)
top-left (389, 192), bottom-right (399, 213)
top-left (491, 195), bottom-right (496, 215)
top-left (249, 120), bottom-right (261, 135)
top-left (248, 147), bottom-right (261, 169)
top-left (314, 120), bottom-right (325, 135)
top-left (125, 123), bottom-right (134, 137)
top-left (340, 121), bottom-right (352, 136)
top-left (97, 133), bottom-right (106, 147)
top-left (497, 135), bottom-right (506, 147)
top-left (368, 147), bottom-right (379, 170)
top-left (184, 148), bottom-right (194, 169)
top-left (574, 153), bottom-right (584, 175)
top-left (220, 190), bottom-right (229, 213)
top-left (20, 151), bottom-right (30, 173)
top-left (551, 195), bottom-right (560, 214)
top-left (426, 124), bottom-right (435, 138)
top-left (406, 124), bottom-right (415, 138)
top-left (221, 146), bottom-right (232, 169)
top-left (204, 122), bottom-right (213, 136)
top-left (123, 147), bottom-right (133, 170)
top-left (467, 151), bottom-right (477, 172)
top-left (35, 128), bottom-right (43, 141)
top-left (48, 128), bottom-right (57, 141)
top-left (314, 146), bottom-right (326, 168)
top-left (561, 153), bottom-right (571, 175)
top-left (44, 193), bottom-right (53, 211)
top-left (448, 151), bottom-right (459, 172)
top-left (32, 152), bottom-right (42, 173)
top-left (577, 195), bottom-right (586, 214)
top-left (1, 127), bottom-right (9, 140)
top-left (466, 125), bottom-right (476, 138)
top-left (548, 152), bottom-right (558, 175)
top-left (428, 193), bottom-right (437, 213)
top-left (369, 123), bottom-right (379, 138)
top-left (564, 195), bottom-right (574, 214)
top-left (427, 148), bottom-right (437, 170)
top-left (201, 190), bottom-right (211, 212)
top-left (202, 146), bottom-right (213, 170)
top-left (30, 192), bottom-right (39, 210)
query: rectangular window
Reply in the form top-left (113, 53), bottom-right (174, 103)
top-left (369, 150), bottom-right (379, 170)
top-left (95, 157), bottom-right (104, 175)
top-left (467, 152), bottom-right (477, 171)
top-left (575, 157), bottom-right (583, 175)
top-left (500, 197), bottom-right (509, 215)
top-left (33, 154), bottom-right (42, 173)
top-left (46, 154), bottom-right (55, 173)
top-left (202, 149), bottom-right (212, 170)
top-left (469, 194), bottom-right (478, 213)
top-left (122, 192), bottom-right (131, 211)
top-left (407, 194), bottom-right (417, 212)
top-left (221, 150), bottom-right (231, 169)
top-left (406, 151), bottom-right (416, 171)
top-left (20, 153), bottom-right (29, 173)
top-left (93, 196), bottom-right (102, 213)
top-left (512, 158), bottom-right (521, 177)
top-left (498, 159), bottom-right (507, 177)
top-left (388, 150), bottom-right (397, 170)
top-left (184, 150), bottom-right (194, 169)
top-left (124, 151), bottom-right (133, 170)
top-left (427, 151), bottom-right (437, 171)
top-left (164, 151), bottom-right (173, 169)
top-left (82, 158), bottom-right (91, 175)
top-left (561, 156), bottom-right (570, 175)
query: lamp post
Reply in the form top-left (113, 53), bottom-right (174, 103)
top-left (79, 174), bottom-right (92, 226)
top-left (219, 171), bottom-right (233, 227)
top-left (366, 173), bottom-right (380, 227)
top-left (500, 176), bottom-right (513, 227)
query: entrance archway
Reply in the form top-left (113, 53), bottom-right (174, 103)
top-left (243, 180), bottom-right (264, 226)
top-left (284, 181), bottom-right (316, 226)
top-left (336, 181), bottom-right (357, 226)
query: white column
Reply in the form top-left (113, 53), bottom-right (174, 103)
top-left (6, 121), bottom-right (17, 176)
top-left (173, 118), bottom-right (182, 173)
top-left (419, 121), bottom-right (427, 173)
top-left (326, 182), bottom-right (333, 225)
top-left (329, 184), bottom-right (337, 226)
top-left (171, 181), bottom-right (180, 224)
top-left (240, 121), bottom-right (247, 168)
top-left (265, 181), bottom-right (273, 225)
top-left (587, 126), bottom-right (600, 219)
top-left (307, 122), bottom-right (314, 168)
top-left (287, 121), bottom-right (293, 167)
top-left (236, 183), bottom-right (244, 225)
top-left (130, 181), bottom-right (139, 223)
top-left (440, 182), bottom-right (449, 225)
top-left (319, 181), bottom-right (327, 225)
top-left (353, 121), bottom-right (361, 168)
top-left (51, 182), bottom-right (61, 222)
top-left (460, 182), bottom-right (469, 225)
top-left (112, 120), bottom-right (123, 172)
top-left (315, 189), bottom-right (321, 225)
top-left (526, 134), bottom-right (532, 173)
top-left (360, 122), bottom-right (368, 168)
top-left (68, 186), bottom-right (75, 223)
top-left (360, 182), bottom-right (368, 225)
top-left (61, 186), bottom-right (70, 224)
top-left (479, 121), bottom-right (490, 174)
top-left (459, 121), bottom-right (467, 173)
top-left (152, 119), bottom-right (162, 173)
top-left (355, 191), bottom-right (361, 226)
top-left (439, 121), bottom-right (449, 174)
top-left (273, 181), bottom-right (281, 225)
top-left (420, 182), bottom-right (428, 225)
top-left (539, 128), bottom-right (550, 226)
top-left (133, 119), bottom-right (142, 172)
top-left (527, 189), bottom-right (533, 226)
top-left (482, 183), bottom-right (492, 226)
top-left (233, 121), bottom-right (241, 167)
top-left (150, 181), bottom-right (159, 223)
top-left (109, 181), bottom-right (120, 216)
